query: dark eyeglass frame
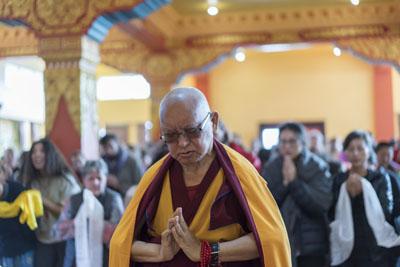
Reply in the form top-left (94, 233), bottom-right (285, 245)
top-left (278, 138), bottom-right (299, 146)
top-left (160, 112), bottom-right (213, 144)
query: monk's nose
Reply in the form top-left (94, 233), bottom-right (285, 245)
top-left (177, 133), bottom-right (190, 147)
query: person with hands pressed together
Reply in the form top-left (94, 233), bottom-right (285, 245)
top-left (262, 122), bottom-right (332, 267)
top-left (329, 131), bottom-right (400, 267)
top-left (110, 87), bottom-right (291, 267)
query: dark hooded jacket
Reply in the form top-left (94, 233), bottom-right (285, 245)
top-left (263, 150), bottom-right (332, 264)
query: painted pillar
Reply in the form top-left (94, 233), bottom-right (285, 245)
top-left (149, 79), bottom-right (174, 141)
top-left (373, 65), bottom-right (394, 141)
top-left (195, 72), bottom-right (211, 104)
top-left (39, 35), bottom-right (100, 160)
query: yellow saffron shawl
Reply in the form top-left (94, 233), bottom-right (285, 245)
top-left (0, 189), bottom-right (44, 230)
top-left (109, 142), bottom-right (291, 267)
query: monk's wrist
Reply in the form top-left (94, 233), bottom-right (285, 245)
top-left (187, 240), bottom-right (202, 262)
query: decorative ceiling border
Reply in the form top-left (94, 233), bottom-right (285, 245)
top-left (148, 2), bottom-right (400, 38)
top-left (0, 26), bottom-right (38, 57)
top-left (0, 0), bottom-right (169, 40)
top-left (337, 36), bottom-right (400, 70)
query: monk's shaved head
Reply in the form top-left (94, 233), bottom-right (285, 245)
top-left (159, 87), bottom-right (217, 166)
top-left (159, 87), bottom-right (211, 123)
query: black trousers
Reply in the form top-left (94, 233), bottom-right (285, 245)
top-left (297, 255), bottom-right (328, 267)
top-left (335, 258), bottom-right (392, 267)
top-left (34, 241), bottom-right (66, 267)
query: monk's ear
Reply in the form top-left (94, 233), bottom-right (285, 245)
top-left (211, 112), bottom-right (219, 133)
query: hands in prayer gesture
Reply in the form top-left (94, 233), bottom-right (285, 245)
top-left (168, 207), bottom-right (201, 262)
top-left (154, 207), bottom-right (201, 262)
top-left (346, 172), bottom-right (363, 197)
top-left (131, 207), bottom-right (201, 262)
top-left (282, 156), bottom-right (297, 186)
top-left (159, 227), bottom-right (180, 261)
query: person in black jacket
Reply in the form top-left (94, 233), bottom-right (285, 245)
top-left (329, 131), bottom-right (400, 267)
top-left (262, 122), bottom-right (332, 267)
top-left (376, 141), bottom-right (400, 234)
top-left (0, 163), bottom-right (37, 267)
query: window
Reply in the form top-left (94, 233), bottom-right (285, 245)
top-left (259, 122), bottom-right (325, 149)
top-left (1, 62), bottom-right (45, 123)
top-left (261, 127), bottom-right (280, 149)
top-left (97, 75), bottom-right (151, 101)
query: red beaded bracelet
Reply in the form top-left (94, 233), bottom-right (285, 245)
top-left (200, 241), bottom-right (211, 267)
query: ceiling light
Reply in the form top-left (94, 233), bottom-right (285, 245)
top-left (144, 121), bottom-right (153, 130)
top-left (207, 6), bottom-right (219, 16)
top-left (350, 0), bottom-right (360, 6)
top-left (333, 47), bottom-right (342, 57)
top-left (234, 48), bottom-right (246, 62)
top-left (255, 43), bottom-right (312, 53)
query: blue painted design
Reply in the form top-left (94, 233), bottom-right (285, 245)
top-left (0, 19), bottom-right (26, 26)
top-left (0, 0), bottom-right (170, 43)
top-left (89, 0), bottom-right (170, 42)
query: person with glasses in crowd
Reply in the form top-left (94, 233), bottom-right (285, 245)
top-left (262, 122), bottom-right (332, 267)
top-left (109, 87), bottom-right (290, 267)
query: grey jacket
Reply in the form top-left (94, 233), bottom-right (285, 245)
top-left (262, 150), bottom-right (332, 262)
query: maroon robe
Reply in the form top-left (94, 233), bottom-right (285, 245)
top-left (132, 141), bottom-right (262, 266)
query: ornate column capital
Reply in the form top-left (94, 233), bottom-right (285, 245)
top-left (39, 35), bottom-right (100, 64)
top-left (41, 35), bottom-right (99, 135)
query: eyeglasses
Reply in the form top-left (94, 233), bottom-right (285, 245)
top-left (279, 138), bottom-right (299, 146)
top-left (160, 112), bottom-right (212, 144)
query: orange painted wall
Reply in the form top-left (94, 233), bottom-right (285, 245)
top-left (208, 44), bottom-right (375, 146)
top-left (373, 65), bottom-right (394, 142)
top-left (98, 45), bottom-right (398, 146)
top-left (393, 69), bottom-right (400, 139)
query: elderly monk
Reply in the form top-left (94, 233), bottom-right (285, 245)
top-left (109, 87), bottom-right (291, 267)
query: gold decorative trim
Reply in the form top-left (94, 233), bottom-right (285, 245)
top-left (0, 0), bottom-right (143, 37)
top-left (299, 24), bottom-right (389, 41)
top-left (101, 38), bottom-right (233, 82)
top-left (186, 32), bottom-right (272, 47)
top-left (337, 36), bottom-right (400, 67)
top-left (148, 2), bottom-right (400, 38)
top-left (0, 26), bottom-right (38, 57)
top-left (41, 35), bottom-right (100, 134)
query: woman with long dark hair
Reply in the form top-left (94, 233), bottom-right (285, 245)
top-left (26, 138), bottom-right (81, 267)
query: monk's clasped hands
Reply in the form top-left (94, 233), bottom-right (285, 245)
top-left (167, 207), bottom-right (202, 262)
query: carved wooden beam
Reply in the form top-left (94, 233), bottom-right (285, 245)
top-left (117, 19), bottom-right (166, 52)
top-left (337, 36), bottom-right (400, 69)
top-left (0, 26), bottom-right (38, 57)
top-left (0, 0), bottom-right (168, 39)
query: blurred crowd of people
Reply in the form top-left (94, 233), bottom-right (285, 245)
top-left (1, 121), bottom-right (400, 267)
